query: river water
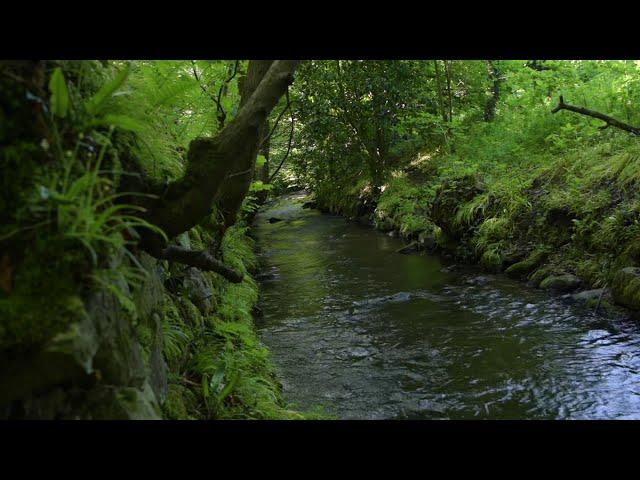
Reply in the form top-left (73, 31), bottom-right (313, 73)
top-left (253, 192), bottom-right (640, 419)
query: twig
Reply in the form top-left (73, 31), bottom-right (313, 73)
top-left (259, 93), bottom-right (291, 149)
top-left (269, 87), bottom-right (295, 182)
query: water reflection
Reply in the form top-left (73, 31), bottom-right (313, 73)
top-left (254, 193), bottom-right (640, 419)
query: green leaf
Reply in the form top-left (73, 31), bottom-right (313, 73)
top-left (48, 67), bottom-right (69, 118)
top-left (92, 114), bottom-right (145, 133)
top-left (255, 154), bottom-right (266, 168)
top-left (85, 63), bottom-right (131, 115)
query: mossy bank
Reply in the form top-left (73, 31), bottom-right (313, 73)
top-left (0, 60), bottom-right (305, 419)
top-left (308, 135), bottom-right (640, 318)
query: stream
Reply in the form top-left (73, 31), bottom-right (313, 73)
top-left (253, 192), bottom-right (640, 419)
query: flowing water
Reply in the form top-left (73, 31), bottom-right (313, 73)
top-left (253, 192), bottom-right (640, 419)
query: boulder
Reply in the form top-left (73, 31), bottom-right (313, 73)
top-left (539, 273), bottom-right (581, 292)
top-left (571, 288), bottom-right (605, 304)
top-left (182, 267), bottom-right (213, 314)
top-left (611, 267), bottom-right (640, 311)
top-left (418, 231), bottom-right (437, 250)
top-left (396, 241), bottom-right (419, 255)
top-left (505, 249), bottom-right (549, 279)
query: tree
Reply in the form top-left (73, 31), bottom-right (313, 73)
top-left (140, 60), bottom-right (300, 277)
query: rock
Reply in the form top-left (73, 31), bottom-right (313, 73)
top-left (354, 215), bottom-right (373, 227)
top-left (85, 381), bottom-right (162, 420)
top-left (528, 267), bottom-right (555, 288)
top-left (418, 231), bottom-right (437, 250)
top-left (88, 282), bottom-right (147, 389)
top-left (176, 232), bottom-right (191, 249)
top-left (431, 175), bottom-right (484, 239)
top-left (302, 201), bottom-right (317, 209)
top-left (505, 249), bottom-right (549, 279)
top-left (539, 273), bottom-right (581, 292)
top-left (134, 252), bottom-right (165, 320)
top-left (268, 217), bottom-right (283, 224)
top-left (148, 312), bottom-right (168, 404)
top-left (465, 275), bottom-right (492, 286)
top-left (611, 267), bottom-right (640, 310)
top-left (376, 217), bottom-right (395, 233)
top-left (182, 267), bottom-right (213, 314)
top-left (571, 288), bottom-right (605, 304)
top-left (396, 241), bottom-right (419, 255)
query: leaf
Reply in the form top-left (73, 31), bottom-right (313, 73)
top-left (92, 114), bottom-right (145, 133)
top-left (85, 63), bottom-right (131, 115)
top-left (255, 154), bottom-right (266, 168)
top-left (48, 67), bottom-right (69, 118)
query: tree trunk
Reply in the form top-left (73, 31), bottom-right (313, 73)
top-left (483, 60), bottom-right (501, 122)
top-left (433, 60), bottom-right (447, 122)
top-left (140, 60), bottom-right (300, 255)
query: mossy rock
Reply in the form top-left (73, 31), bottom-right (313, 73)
top-left (528, 266), bottom-right (556, 287)
top-left (611, 267), bottom-right (640, 311)
top-left (85, 382), bottom-right (162, 420)
top-left (162, 383), bottom-right (189, 420)
top-left (480, 249), bottom-right (504, 273)
top-left (505, 249), bottom-right (549, 279)
top-left (539, 273), bottom-right (581, 292)
top-left (431, 174), bottom-right (484, 239)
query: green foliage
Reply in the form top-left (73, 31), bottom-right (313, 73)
top-left (85, 63), bottom-right (131, 115)
top-left (48, 67), bottom-right (69, 118)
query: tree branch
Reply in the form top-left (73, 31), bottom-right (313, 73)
top-left (551, 95), bottom-right (640, 136)
top-left (160, 245), bottom-right (243, 283)
top-left (269, 88), bottom-right (294, 182)
top-left (140, 60), bottom-right (300, 255)
top-left (258, 93), bottom-right (291, 149)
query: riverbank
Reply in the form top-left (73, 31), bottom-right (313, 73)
top-left (309, 137), bottom-right (640, 319)
top-left (0, 61), bottom-right (304, 419)
top-left (253, 191), bottom-right (640, 419)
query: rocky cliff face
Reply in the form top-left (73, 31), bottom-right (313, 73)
top-left (2, 249), bottom-right (167, 419)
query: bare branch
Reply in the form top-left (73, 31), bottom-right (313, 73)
top-left (552, 95), bottom-right (640, 136)
top-left (259, 94), bottom-right (291, 149)
top-left (269, 87), bottom-right (294, 182)
top-left (160, 245), bottom-right (243, 283)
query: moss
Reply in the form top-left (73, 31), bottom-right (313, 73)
top-left (611, 267), bottom-right (640, 311)
top-left (539, 273), bottom-right (581, 292)
top-left (505, 249), bottom-right (549, 279)
top-left (0, 238), bottom-right (89, 351)
top-left (135, 324), bottom-right (153, 362)
top-left (162, 383), bottom-right (189, 420)
top-left (529, 266), bottom-right (556, 287)
top-left (480, 247), bottom-right (504, 272)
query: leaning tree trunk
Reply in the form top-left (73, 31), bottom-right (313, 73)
top-left (140, 60), bottom-right (300, 259)
top-left (216, 60), bottom-right (274, 228)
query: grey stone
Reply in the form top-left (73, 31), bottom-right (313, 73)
top-left (85, 381), bottom-right (162, 420)
top-left (571, 288), bottom-right (605, 303)
top-left (539, 273), bottom-right (582, 292)
top-left (87, 282), bottom-right (146, 388)
top-left (148, 312), bottom-right (168, 404)
top-left (183, 267), bottom-right (213, 314)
